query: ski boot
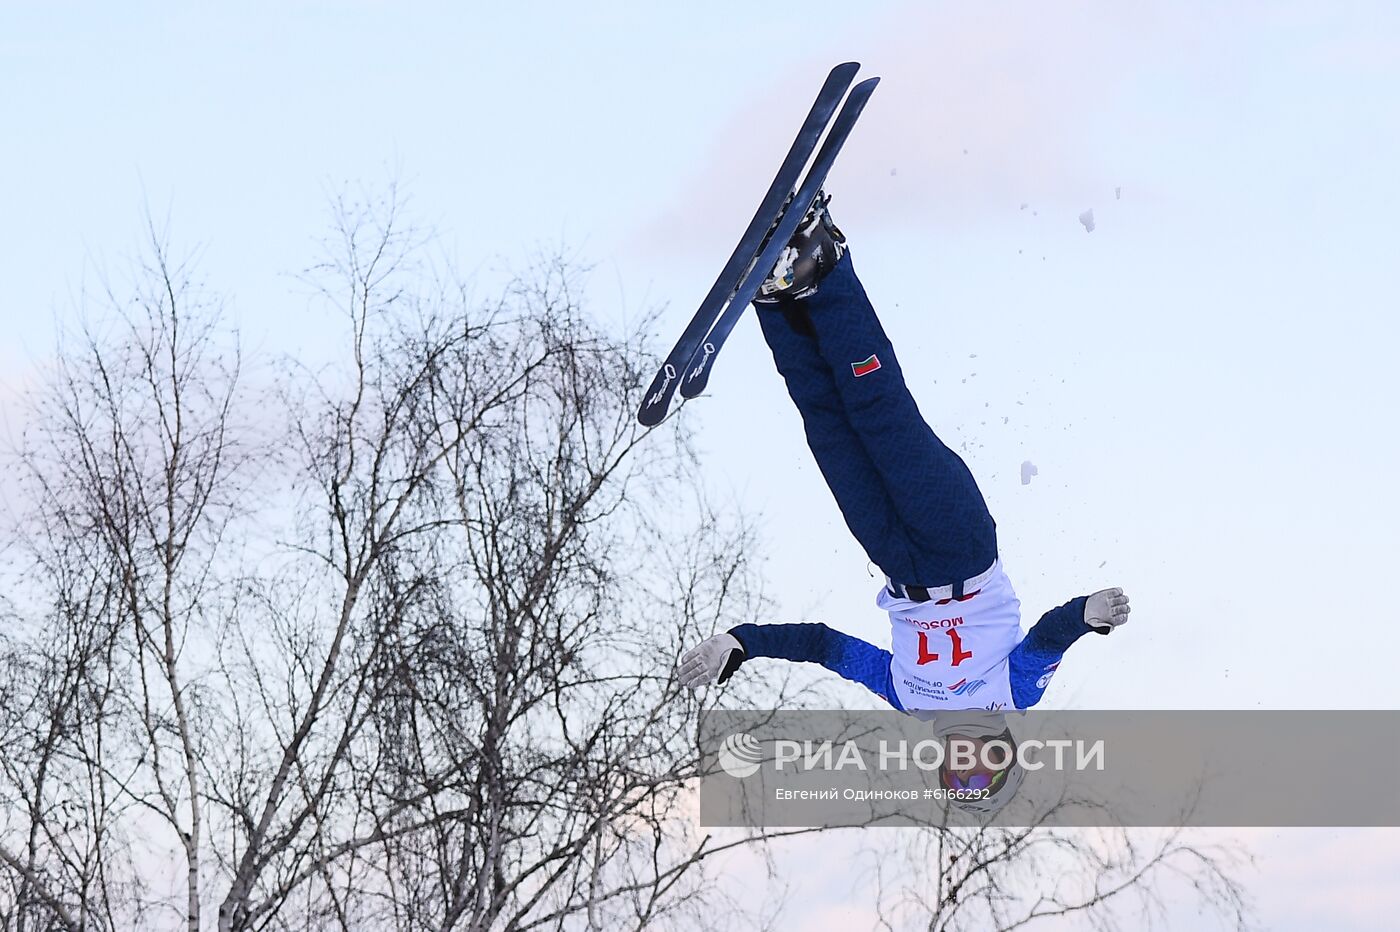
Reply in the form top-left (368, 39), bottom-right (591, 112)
top-left (753, 190), bottom-right (846, 304)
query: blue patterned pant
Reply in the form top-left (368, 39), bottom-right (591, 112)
top-left (733, 253), bottom-right (1092, 710)
top-left (756, 250), bottom-right (998, 588)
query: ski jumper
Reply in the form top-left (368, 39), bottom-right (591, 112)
top-left (729, 251), bottom-right (1095, 711)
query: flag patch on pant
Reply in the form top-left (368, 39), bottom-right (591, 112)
top-left (851, 354), bottom-right (881, 377)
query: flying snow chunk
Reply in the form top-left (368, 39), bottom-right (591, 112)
top-left (1115, 186), bottom-right (1122, 200)
top-left (1020, 461), bottom-right (1038, 485)
top-left (1079, 209), bottom-right (1096, 233)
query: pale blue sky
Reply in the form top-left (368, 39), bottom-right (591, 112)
top-left (3, 2), bottom-right (1399, 928)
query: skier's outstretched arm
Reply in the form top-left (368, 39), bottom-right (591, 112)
top-left (678, 622), bottom-right (903, 710)
top-left (1007, 588), bottom-right (1132, 708)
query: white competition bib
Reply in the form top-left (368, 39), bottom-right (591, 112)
top-left (879, 560), bottom-right (1024, 711)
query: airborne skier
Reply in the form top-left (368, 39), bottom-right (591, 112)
top-left (678, 193), bottom-right (1132, 712)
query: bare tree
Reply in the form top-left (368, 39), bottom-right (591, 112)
top-left (857, 810), bottom-right (1250, 931)
top-left (2, 228), bottom-right (242, 932)
top-left (202, 192), bottom-right (786, 931)
top-left (0, 191), bottom-right (1253, 932)
top-left (0, 194), bottom-right (792, 932)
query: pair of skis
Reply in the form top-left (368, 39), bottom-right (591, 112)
top-left (636, 62), bottom-right (879, 427)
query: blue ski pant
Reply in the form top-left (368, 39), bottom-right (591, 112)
top-left (756, 250), bottom-right (998, 588)
top-left (736, 253), bottom-right (1096, 710)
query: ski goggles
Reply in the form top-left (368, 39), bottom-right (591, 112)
top-left (939, 728), bottom-right (1016, 794)
top-left (943, 767), bottom-right (1007, 793)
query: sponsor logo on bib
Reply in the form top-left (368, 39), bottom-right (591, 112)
top-left (1036, 661), bottom-right (1061, 690)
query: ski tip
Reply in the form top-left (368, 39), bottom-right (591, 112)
top-left (827, 62), bottom-right (861, 83)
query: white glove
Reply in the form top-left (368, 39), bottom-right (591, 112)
top-left (678, 633), bottom-right (745, 689)
top-left (1084, 587), bottom-right (1131, 634)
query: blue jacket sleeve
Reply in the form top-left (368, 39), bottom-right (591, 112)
top-left (728, 622), bottom-right (903, 710)
top-left (1007, 596), bottom-right (1091, 709)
